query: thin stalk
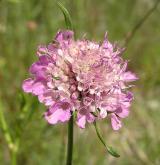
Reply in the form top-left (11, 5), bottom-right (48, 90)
top-left (57, 2), bottom-right (74, 164)
top-left (123, 0), bottom-right (160, 47)
top-left (0, 104), bottom-right (13, 150)
top-left (11, 150), bottom-right (17, 165)
top-left (66, 114), bottom-right (74, 165)
top-left (0, 101), bottom-right (18, 165)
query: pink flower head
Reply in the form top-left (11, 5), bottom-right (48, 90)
top-left (22, 30), bottom-right (138, 130)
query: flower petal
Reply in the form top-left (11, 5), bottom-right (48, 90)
top-left (45, 109), bottom-right (71, 124)
top-left (99, 108), bottom-right (107, 118)
top-left (32, 81), bottom-right (46, 95)
top-left (116, 107), bottom-right (129, 118)
top-left (111, 113), bottom-right (122, 130)
top-left (86, 113), bottom-right (95, 123)
top-left (22, 78), bottom-right (34, 93)
top-left (55, 30), bottom-right (74, 43)
top-left (76, 115), bottom-right (86, 129)
top-left (44, 101), bottom-right (71, 124)
top-left (121, 71), bottom-right (138, 82)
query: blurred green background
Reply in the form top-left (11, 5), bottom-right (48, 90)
top-left (0, 0), bottom-right (160, 164)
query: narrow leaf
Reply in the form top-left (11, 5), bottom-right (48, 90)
top-left (94, 122), bottom-right (120, 158)
top-left (57, 1), bottom-right (73, 30)
top-left (107, 146), bottom-right (120, 158)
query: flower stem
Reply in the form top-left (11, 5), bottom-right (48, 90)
top-left (11, 150), bottom-right (17, 165)
top-left (57, 2), bottom-right (74, 164)
top-left (66, 114), bottom-right (74, 165)
top-left (123, 0), bottom-right (160, 47)
top-left (0, 100), bottom-right (19, 165)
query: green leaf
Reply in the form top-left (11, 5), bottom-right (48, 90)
top-left (106, 146), bottom-right (120, 158)
top-left (94, 122), bottom-right (120, 158)
top-left (57, 1), bottom-right (73, 30)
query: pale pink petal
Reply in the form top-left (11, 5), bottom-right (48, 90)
top-left (45, 109), bottom-right (71, 124)
top-left (22, 78), bottom-right (34, 93)
top-left (111, 113), bottom-right (122, 130)
top-left (86, 113), bottom-right (95, 123)
top-left (44, 101), bottom-right (72, 124)
top-left (116, 107), bottom-right (129, 118)
top-left (32, 82), bottom-right (46, 95)
top-left (76, 115), bottom-right (86, 129)
top-left (121, 71), bottom-right (138, 82)
top-left (55, 30), bottom-right (74, 43)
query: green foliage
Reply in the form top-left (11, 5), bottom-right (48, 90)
top-left (57, 1), bottom-right (73, 30)
top-left (94, 122), bottom-right (120, 158)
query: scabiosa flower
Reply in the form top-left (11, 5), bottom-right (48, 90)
top-left (22, 30), bottom-right (138, 130)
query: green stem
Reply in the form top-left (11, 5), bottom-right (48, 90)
top-left (123, 0), bottom-right (160, 47)
top-left (57, 2), bottom-right (74, 164)
top-left (0, 101), bottom-right (18, 165)
top-left (0, 104), bottom-right (13, 149)
top-left (66, 114), bottom-right (74, 165)
top-left (11, 150), bottom-right (17, 165)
